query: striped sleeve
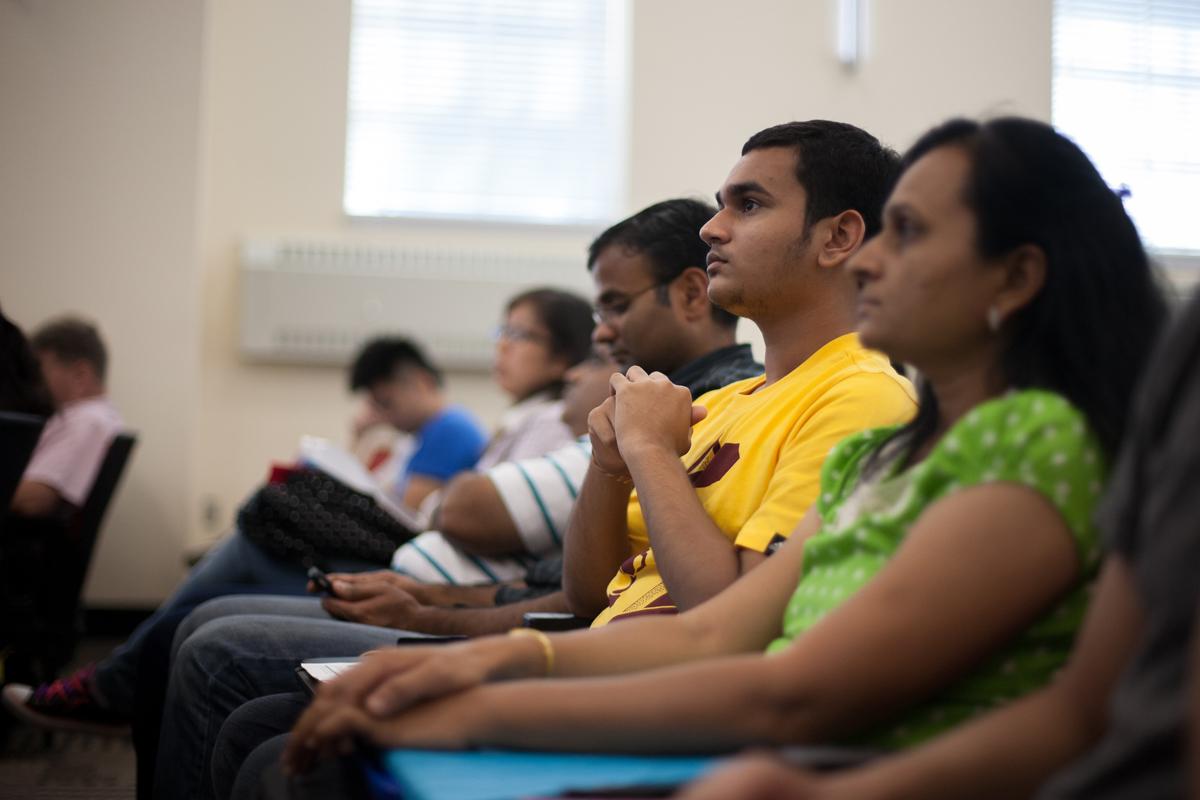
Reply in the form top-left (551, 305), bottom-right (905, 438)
top-left (486, 438), bottom-right (590, 556)
top-left (390, 531), bottom-right (530, 585)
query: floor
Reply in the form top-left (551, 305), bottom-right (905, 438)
top-left (0, 637), bottom-right (136, 800)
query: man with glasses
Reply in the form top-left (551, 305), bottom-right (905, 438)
top-left (588, 198), bottom-right (761, 397)
top-left (564, 121), bottom-right (919, 625)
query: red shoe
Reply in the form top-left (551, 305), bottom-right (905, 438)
top-left (2, 666), bottom-right (130, 736)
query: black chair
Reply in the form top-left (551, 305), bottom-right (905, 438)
top-left (0, 433), bottom-right (137, 684)
top-left (0, 412), bottom-right (47, 519)
top-left (62, 433), bottom-right (137, 612)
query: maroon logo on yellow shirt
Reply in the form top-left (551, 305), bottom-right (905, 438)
top-left (605, 549), bottom-right (650, 608)
top-left (686, 442), bottom-right (740, 488)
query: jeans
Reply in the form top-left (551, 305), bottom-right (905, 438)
top-left (152, 597), bottom-right (405, 800)
top-left (216, 694), bottom-right (308, 800)
top-left (93, 531), bottom-right (379, 713)
top-left (132, 586), bottom-right (304, 800)
top-left (252, 733), bottom-right (367, 800)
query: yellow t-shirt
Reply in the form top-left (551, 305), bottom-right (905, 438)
top-left (591, 333), bottom-right (917, 626)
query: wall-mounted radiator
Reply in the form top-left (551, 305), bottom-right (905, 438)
top-left (239, 237), bottom-right (590, 370)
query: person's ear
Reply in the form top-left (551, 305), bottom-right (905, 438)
top-left (991, 244), bottom-right (1047, 324)
top-left (413, 369), bottom-right (438, 393)
top-left (673, 267), bottom-right (712, 322)
top-left (815, 210), bottom-right (867, 270)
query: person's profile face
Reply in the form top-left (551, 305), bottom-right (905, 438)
top-left (699, 147), bottom-right (813, 318)
top-left (492, 301), bottom-right (567, 402)
top-left (369, 369), bottom-right (426, 432)
top-left (35, 350), bottom-right (78, 409)
top-left (589, 247), bottom-right (683, 375)
top-left (848, 145), bottom-right (1000, 369)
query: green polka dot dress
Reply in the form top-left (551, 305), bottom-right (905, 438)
top-left (766, 389), bottom-right (1107, 748)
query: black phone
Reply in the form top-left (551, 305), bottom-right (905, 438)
top-left (307, 566), bottom-right (336, 596)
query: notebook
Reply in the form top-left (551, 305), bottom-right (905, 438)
top-left (367, 749), bottom-right (721, 800)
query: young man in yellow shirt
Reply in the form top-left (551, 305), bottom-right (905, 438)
top-left (152, 121), bottom-right (918, 798)
top-left (564, 120), bottom-right (919, 625)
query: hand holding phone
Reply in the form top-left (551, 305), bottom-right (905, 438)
top-left (307, 566), bottom-right (336, 596)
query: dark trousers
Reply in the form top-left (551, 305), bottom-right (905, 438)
top-left (131, 583), bottom-right (290, 800)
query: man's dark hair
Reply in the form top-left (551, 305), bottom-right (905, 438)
top-left (30, 316), bottom-right (109, 382)
top-left (586, 198), bottom-right (737, 328)
top-left (348, 337), bottom-right (442, 391)
top-left (742, 120), bottom-right (901, 239)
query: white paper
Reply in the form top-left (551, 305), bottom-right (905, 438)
top-left (299, 660), bottom-right (361, 683)
top-left (296, 435), bottom-right (428, 530)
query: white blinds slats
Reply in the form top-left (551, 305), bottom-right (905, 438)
top-left (1053, 0), bottom-right (1200, 253)
top-left (345, 0), bottom-right (626, 224)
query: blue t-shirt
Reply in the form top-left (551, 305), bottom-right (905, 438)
top-left (398, 405), bottom-right (488, 492)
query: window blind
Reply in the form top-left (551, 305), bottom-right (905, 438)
top-left (1053, 0), bottom-right (1200, 254)
top-left (344, 0), bottom-right (627, 224)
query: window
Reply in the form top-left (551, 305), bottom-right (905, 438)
top-left (1052, 0), bottom-right (1200, 254)
top-left (344, 0), bottom-right (627, 225)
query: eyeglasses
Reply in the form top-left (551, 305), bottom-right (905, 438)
top-left (592, 283), bottom-right (664, 326)
top-left (493, 324), bottom-right (550, 345)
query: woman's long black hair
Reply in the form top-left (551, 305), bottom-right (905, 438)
top-left (887, 117), bottom-right (1168, 462)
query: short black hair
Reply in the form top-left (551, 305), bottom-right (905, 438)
top-left (30, 315), bottom-right (109, 381)
top-left (586, 198), bottom-right (735, 328)
top-left (348, 337), bottom-right (442, 391)
top-left (741, 120), bottom-right (900, 239)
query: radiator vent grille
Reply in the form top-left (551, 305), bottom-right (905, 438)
top-left (240, 237), bottom-right (589, 369)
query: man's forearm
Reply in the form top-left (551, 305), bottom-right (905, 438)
top-left (409, 592), bottom-right (572, 637)
top-left (414, 582), bottom-right (504, 608)
top-left (10, 480), bottom-right (62, 518)
top-left (624, 446), bottom-right (742, 611)
top-left (561, 467), bottom-right (634, 617)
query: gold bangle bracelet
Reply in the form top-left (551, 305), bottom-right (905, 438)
top-left (590, 456), bottom-right (634, 486)
top-left (508, 627), bottom-right (555, 677)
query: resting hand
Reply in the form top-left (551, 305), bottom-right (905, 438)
top-left (611, 366), bottom-right (707, 461)
top-left (320, 574), bottom-right (427, 630)
top-left (310, 569), bottom-right (431, 598)
top-left (678, 753), bottom-right (826, 799)
top-left (351, 401), bottom-right (390, 438)
top-left (283, 680), bottom-right (491, 775)
top-left (283, 633), bottom-right (545, 768)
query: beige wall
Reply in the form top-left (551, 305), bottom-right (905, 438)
top-left (191, 0), bottom-right (591, 545)
top-left (0, 0), bottom-right (1052, 605)
top-left (0, 0), bottom-right (205, 603)
top-left (630, 0), bottom-right (1051, 208)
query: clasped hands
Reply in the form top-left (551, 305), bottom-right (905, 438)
top-left (587, 366), bottom-right (707, 482)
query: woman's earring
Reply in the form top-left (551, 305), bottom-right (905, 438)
top-left (987, 306), bottom-right (1003, 333)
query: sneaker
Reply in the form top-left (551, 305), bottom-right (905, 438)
top-left (2, 666), bottom-right (131, 736)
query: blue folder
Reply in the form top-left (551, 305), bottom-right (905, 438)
top-left (367, 748), bottom-right (722, 800)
